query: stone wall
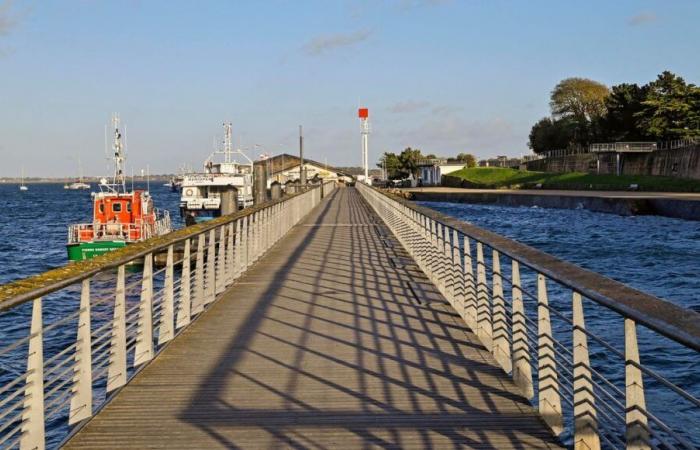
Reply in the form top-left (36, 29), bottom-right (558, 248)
top-left (524, 145), bottom-right (700, 180)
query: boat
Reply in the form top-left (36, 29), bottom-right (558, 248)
top-left (64, 158), bottom-right (91, 190)
top-left (19, 168), bottom-right (28, 191)
top-left (66, 114), bottom-right (172, 261)
top-left (179, 123), bottom-right (254, 223)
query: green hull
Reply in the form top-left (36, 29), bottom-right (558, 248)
top-left (67, 241), bottom-right (127, 261)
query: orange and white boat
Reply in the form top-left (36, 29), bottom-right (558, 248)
top-left (66, 114), bottom-right (171, 261)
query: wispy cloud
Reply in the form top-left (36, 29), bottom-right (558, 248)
top-left (398, 0), bottom-right (452, 11)
top-left (303, 29), bottom-right (372, 56)
top-left (0, 0), bottom-right (17, 36)
top-left (628, 12), bottom-right (657, 26)
top-left (389, 100), bottom-right (431, 113)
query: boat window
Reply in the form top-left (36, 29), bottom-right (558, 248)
top-left (126, 201), bottom-right (131, 212)
top-left (112, 203), bottom-right (122, 213)
top-left (98, 203), bottom-right (104, 214)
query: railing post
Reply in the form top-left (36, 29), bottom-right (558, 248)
top-left (205, 229), bottom-right (216, 305)
top-left (511, 260), bottom-right (533, 399)
top-left (192, 234), bottom-right (205, 315)
top-left (69, 279), bottom-right (93, 424)
top-left (159, 245), bottom-right (175, 345)
top-left (20, 297), bottom-right (45, 450)
top-left (176, 239), bottom-right (192, 329)
top-left (234, 219), bottom-right (243, 280)
top-left (463, 236), bottom-right (476, 330)
top-left (216, 225), bottom-right (226, 295)
top-left (241, 216), bottom-right (249, 272)
top-left (107, 265), bottom-right (127, 392)
top-left (226, 222), bottom-right (234, 285)
top-left (537, 273), bottom-right (563, 435)
top-left (452, 229), bottom-right (464, 318)
top-left (572, 291), bottom-right (600, 450)
top-left (476, 242), bottom-right (492, 351)
top-left (625, 318), bottom-right (650, 450)
top-left (492, 250), bottom-right (511, 373)
top-left (134, 253), bottom-right (154, 366)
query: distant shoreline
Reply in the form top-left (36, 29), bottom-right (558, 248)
top-left (0, 175), bottom-right (174, 184)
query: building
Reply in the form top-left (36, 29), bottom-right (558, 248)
top-left (259, 154), bottom-right (353, 187)
top-left (417, 158), bottom-right (466, 186)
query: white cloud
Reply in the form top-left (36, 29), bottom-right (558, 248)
top-left (303, 29), bottom-right (372, 56)
top-left (628, 12), bottom-right (657, 26)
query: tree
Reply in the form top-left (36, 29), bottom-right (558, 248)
top-left (398, 147), bottom-right (423, 179)
top-left (376, 152), bottom-right (404, 179)
top-left (636, 71), bottom-right (700, 139)
top-left (550, 77), bottom-right (610, 122)
top-left (598, 83), bottom-right (650, 141)
top-left (456, 153), bottom-right (477, 167)
top-left (528, 116), bottom-right (577, 153)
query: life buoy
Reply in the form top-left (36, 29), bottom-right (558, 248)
top-left (185, 188), bottom-right (194, 196)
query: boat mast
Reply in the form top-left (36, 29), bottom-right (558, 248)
top-left (111, 113), bottom-right (126, 192)
top-left (223, 122), bottom-right (233, 163)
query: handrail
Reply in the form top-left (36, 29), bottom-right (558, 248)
top-left (357, 182), bottom-right (699, 448)
top-left (0, 180), bottom-right (337, 450)
top-left (382, 188), bottom-right (700, 351)
top-left (0, 187), bottom-right (315, 312)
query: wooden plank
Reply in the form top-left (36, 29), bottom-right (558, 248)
top-left (65, 187), bottom-right (563, 450)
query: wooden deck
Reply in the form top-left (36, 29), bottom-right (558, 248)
top-left (65, 187), bottom-right (563, 449)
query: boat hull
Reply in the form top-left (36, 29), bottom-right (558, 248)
top-left (67, 241), bottom-right (127, 261)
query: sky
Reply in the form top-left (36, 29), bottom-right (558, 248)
top-left (0, 0), bottom-right (699, 177)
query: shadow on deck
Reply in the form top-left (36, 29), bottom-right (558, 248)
top-left (65, 187), bottom-right (562, 449)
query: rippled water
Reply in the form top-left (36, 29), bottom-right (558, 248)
top-left (420, 201), bottom-right (700, 446)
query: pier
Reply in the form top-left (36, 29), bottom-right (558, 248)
top-left (0, 182), bottom-right (698, 449)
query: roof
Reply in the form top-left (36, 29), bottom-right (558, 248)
top-left (254, 154), bottom-right (353, 178)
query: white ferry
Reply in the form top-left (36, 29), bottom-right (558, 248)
top-left (179, 123), bottom-right (254, 223)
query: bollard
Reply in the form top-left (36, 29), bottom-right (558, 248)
top-left (270, 181), bottom-right (282, 200)
top-left (253, 163), bottom-right (267, 205)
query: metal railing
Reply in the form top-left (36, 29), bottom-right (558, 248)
top-left (0, 182), bottom-right (336, 449)
top-left (357, 182), bottom-right (700, 449)
top-left (590, 142), bottom-right (658, 153)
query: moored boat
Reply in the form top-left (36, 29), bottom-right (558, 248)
top-left (66, 114), bottom-right (171, 261)
top-left (179, 123), bottom-right (254, 222)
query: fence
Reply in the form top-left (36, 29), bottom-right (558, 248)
top-left (0, 182), bottom-right (335, 449)
top-left (357, 183), bottom-right (699, 449)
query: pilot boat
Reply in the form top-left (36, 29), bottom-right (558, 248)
top-left (66, 114), bottom-right (171, 261)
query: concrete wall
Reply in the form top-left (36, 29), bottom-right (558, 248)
top-left (524, 145), bottom-right (700, 180)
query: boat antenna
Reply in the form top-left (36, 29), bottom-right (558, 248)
top-left (111, 113), bottom-right (127, 193)
top-left (223, 122), bottom-right (233, 163)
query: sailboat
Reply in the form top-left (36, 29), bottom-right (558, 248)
top-left (19, 168), bottom-right (28, 191)
top-left (64, 158), bottom-right (91, 190)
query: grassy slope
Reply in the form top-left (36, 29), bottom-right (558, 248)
top-left (446, 167), bottom-right (700, 192)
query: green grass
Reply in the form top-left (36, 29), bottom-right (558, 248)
top-left (444, 167), bottom-right (700, 192)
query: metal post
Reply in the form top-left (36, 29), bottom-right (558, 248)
top-left (476, 242), bottom-right (492, 351)
top-left (226, 222), bottom-right (234, 285)
top-left (159, 245), bottom-right (175, 345)
top-left (299, 125), bottom-right (306, 185)
top-left (107, 265), bottom-right (127, 392)
top-left (176, 239), bottom-right (191, 329)
top-left (492, 250), bottom-right (511, 373)
top-left (537, 274), bottom-right (563, 436)
top-left (69, 279), bottom-right (92, 424)
top-left (205, 229), bottom-right (216, 305)
top-left (216, 226), bottom-right (226, 294)
top-left (511, 260), bottom-right (533, 399)
top-left (134, 253), bottom-right (154, 366)
top-left (625, 318), bottom-right (650, 450)
top-left (572, 291), bottom-right (601, 450)
top-left (20, 297), bottom-right (45, 450)
top-left (192, 234), bottom-right (205, 315)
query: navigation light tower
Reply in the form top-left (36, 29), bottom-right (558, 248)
top-left (358, 108), bottom-right (370, 184)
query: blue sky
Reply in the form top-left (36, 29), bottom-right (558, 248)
top-left (0, 0), bottom-right (699, 177)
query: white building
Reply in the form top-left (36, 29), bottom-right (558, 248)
top-left (260, 154), bottom-right (353, 188)
top-left (417, 159), bottom-right (465, 186)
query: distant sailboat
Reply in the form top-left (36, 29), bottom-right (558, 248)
top-left (64, 157), bottom-right (91, 190)
top-left (19, 168), bottom-right (28, 191)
